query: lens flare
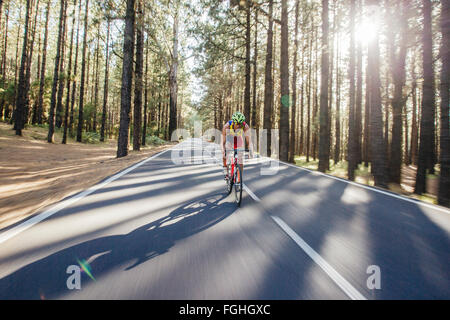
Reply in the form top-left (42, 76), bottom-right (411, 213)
top-left (77, 258), bottom-right (96, 282)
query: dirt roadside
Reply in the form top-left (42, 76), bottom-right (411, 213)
top-left (0, 122), bottom-right (174, 230)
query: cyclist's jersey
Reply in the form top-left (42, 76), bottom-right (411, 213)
top-left (227, 120), bottom-right (246, 137)
top-left (225, 120), bottom-right (246, 148)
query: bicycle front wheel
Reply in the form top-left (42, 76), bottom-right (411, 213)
top-left (234, 164), bottom-right (243, 206)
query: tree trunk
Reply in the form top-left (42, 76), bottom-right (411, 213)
top-left (55, 0), bottom-right (67, 130)
top-left (252, 9), bottom-right (258, 129)
top-left (117, 0), bottom-right (135, 158)
top-left (70, 0), bottom-right (82, 136)
top-left (318, 0), bottom-right (330, 172)
top-left (438, 0), bottom-right (450, 206)
top-left (133, 1), bottom-right (143, 151)
top-left (389, 1), bottom-right (408, 184)
top-left (347, 0), bottom-right (357, 180)
top-left (76, 0), bottom-right (89, 142)
top-left (279, 0), bottom-right (290, 162)
top-left (100, 19), bottom-right (110, 142)
top-left (63, 0), bottom-right (76, 144)
top-left (168, 11), bottom-right (179, 140)
top-left (14, 0), bottom-right (31, 136)
top-left (263, 0), bottom-right (274, 157)
top-left (415, 0), bottom-right (437, 194)
top-left (367, 0), bottom-right (388, 187)
top-left (289, 0), bottom-right (299, 163)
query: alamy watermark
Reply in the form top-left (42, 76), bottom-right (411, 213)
top-left (170, 121), bottom-right (280, 175)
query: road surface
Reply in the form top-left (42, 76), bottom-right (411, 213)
top-left (0, 139), bottom-right (449, 299)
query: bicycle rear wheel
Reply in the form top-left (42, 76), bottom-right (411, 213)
top-left (234, 164), bottom-right (243, 206)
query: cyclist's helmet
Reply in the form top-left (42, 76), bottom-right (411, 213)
top-left (232, 112), bottom-right (245, 124)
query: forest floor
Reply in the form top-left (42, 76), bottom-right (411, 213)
top-left (0, 122), bottom-right (174, 230)
top-left (294, 156), bottom-right (439, 205)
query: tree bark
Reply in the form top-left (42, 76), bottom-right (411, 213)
top-left (279, 0), bottom-right (290, 162)
top-left (100, 19), bottom-right (110, 142)
top-left (289, 0), bottom-right (299, 163)
top-left (117, 0), bottom-right (135, 158)
top-left (168, 11), bottom-right (179, 140)
top-left (389, 1), bottom-right (408, 184)
top-left (14, 0), bottom-right (31, 136)
top-left (347, 0), bottom-right (357, 180)
top-left (63, 0), bottom-right (76, 144)
top-left (367, 0), bottom-right (388, 187)
top-left (318, 0), bottom-right (330, 172)
top-left (438, 0), bottom-right (450, 206)
top-left (76, 0), bottom-right (89, 142)
top-left (263, 0), bottom-right (274, 157)
top-left (133, 1), bottom-right (144, 151)
top-left (415, 0), bottom-right (437, 194)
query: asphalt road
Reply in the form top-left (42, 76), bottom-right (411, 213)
top-left (0, 138), bottom-right (449, 299)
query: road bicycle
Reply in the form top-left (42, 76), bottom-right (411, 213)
top-left (224, 147), bottom-right (248, 207)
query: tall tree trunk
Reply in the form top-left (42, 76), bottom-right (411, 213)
top-left (92, 28), bottom-right (100, 133)
top-left (289, 0), bottom-right (299, 163)
top-left (142, 33), bottom-right (149, 146)
top-left (0, 1), bottom-right (9, 121)
top-left (133, 1), bottom-right (143, 151)
top-left (438, 0), bottom-right (450, 206)
top-left (318, 0), bottom-right (330, 172)
top-left (24, 0), bottom-right (39, 126)
top-left (410, 58), bottom-right (418, 165)
top-left (76, 0), bottom-right (89, 142)
top-left (263, 0), bottom-right (274, 157)
top-left (306, 29), bottom-right (312, 162)
top-left (347, 0), bottom-right (357, 180)
top-left (363, 50), bottom-right (371, 167)
top-left (70, 0), bottom-right (81, 136)
top-left (14, 0), bottom-right (31, 135)
top-left (415, 0), bottom-right (437, 194)
top-left (100, 19), bottom-right (110, 142)
top-left (55, 0), bottom-right (67, 129)
top-left (279, 0), bottom-right (290, 162)
top-left (389, 1), bottom-right (408, 184)
top-left (117, 0), bottom-right (135, 158)
top-left (334, 26), bottom-right (341, 164)
top-left (252, 9), bottom-right (258, 129)
top-left (63, 0), bottom-right (76, 144)
top-left (168, 11), bottom-right (179, 140)
top-left (367, 0), bottom-right (388, 187)
top-left (355, 0), bottom-right (363, 165)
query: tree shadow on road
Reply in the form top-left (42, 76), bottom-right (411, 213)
top-left (0, 192), bottom-right (235, 300)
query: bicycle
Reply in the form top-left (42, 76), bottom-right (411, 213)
top-left (224, 147), bottom-right (249, 207)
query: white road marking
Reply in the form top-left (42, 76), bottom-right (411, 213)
top-left (0, 147), bottom-right (173, 245)
top-left (271, 215), bottom-right (368, 300)
top-left (268, 157), bottom-right (450, 215)
top-left (200, 140), bottom-right (368, 300)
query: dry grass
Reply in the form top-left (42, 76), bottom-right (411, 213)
top-left (0, 122), bottom-right (174, 230)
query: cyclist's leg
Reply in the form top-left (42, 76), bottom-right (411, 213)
top-left (236, 137), bottom-right (244, 181)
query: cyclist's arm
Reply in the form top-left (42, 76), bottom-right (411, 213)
top-left (222, 123), bottom-right (229, 154)
top-left (244, 124), bottom-right (254, 156)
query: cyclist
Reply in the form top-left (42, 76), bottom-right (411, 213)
top-left (222, 111), bottom-right (253, 179)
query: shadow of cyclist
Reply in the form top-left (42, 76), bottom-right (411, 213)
top-left (0, 193), bottom-right (235, 299)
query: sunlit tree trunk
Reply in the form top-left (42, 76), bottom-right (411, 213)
top-left (367, 0), bottom-right (388, 187)
top-left (415, 0), bottom-right (436, 194)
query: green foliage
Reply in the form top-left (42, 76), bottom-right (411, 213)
top-left (82, 131), bottom-right (101, 144)
top-left (145, 134), bottom-right (166, 146)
